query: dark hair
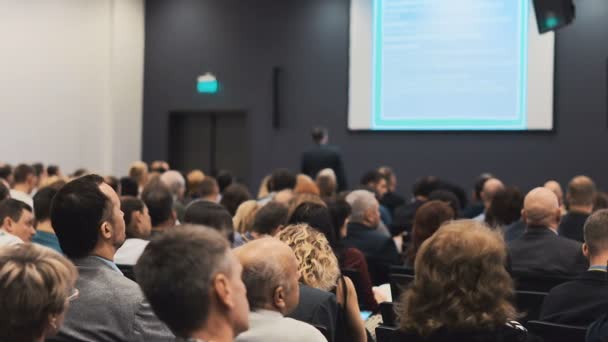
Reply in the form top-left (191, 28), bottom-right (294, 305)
top-left (47, 165), bottom-right (60, 177)
top-left (412, 176), bottom-right (441, 198)
top-left (120, 177), bottom-right (139, 197)
top-left (32, 163), bottom-right (44, 177)
top-left (0, 199), bottom-right (32, 224)
top-left (568, 176), bottom-right (596, 207)
top-left (268, 169), bottom-right (296, 192)
top-left (360, 170), bottom-right (384, 186)
top-left (141, 182), bottom-right (174, 227)
top-left (220, 184), bottom-right (252, 216)
top-left (0, 164), bottom-right (12, 180)
top-left (71, 168), bottom-right (89, 178)
top-left (199, 177), bottom-right (219, 198)
top-left (184, 201), bottom-right (234, 241)
top-left (216, 171), bottom-right (235, 193)
top-left (50, 175), bottom-right (111, 259)
top-left (474, 173), bottom-right (494, 200)
top-left (406, 200), bottom-right (455, 265)
top-left (288, 202), bottom-right (337, 248)
top-left (593, 192), bottom-right (608, 212)
top-left (104, 176), bottom-right (120, 194)
top-left (33, 187), bottom-right (58, 222)
top-left (13, 164), bottom-right (35, 184)
top-left (327, 199), bottom-right (351, 243)
top-left (135, 226), bottom-right (231, 338)
top-left (485, 187), bottom-right (524, 228)
top-left (252, 201), bottom-right (289, 235)
top-left (311, 126), bottom-right (328, 144)
top-left (120, 196), bottom-right (145, 238)
top-left (428, 190), bottom-right (461, 218)
top-left (0, 182), bottom-right (9, 201)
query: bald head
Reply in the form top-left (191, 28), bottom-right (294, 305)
top-left (568, 175), bottom-right (596, 208)
top-left (523, 187), bottom-right (561, 228)
top-left (481, 178), bottom-right (505, 208)
top-left (234, 238), bottom-right (299, 313)
top-left (160, 170), bottom-right (186, 199)
top-left (544, 180), bottom-right (564, 205)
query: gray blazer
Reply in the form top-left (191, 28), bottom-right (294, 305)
top-left (47, 256), bottom-right (174, 342)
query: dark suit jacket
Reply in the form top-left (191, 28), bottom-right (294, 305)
top-left (343, 222), bottom-right (401, 285)
top-left (391, 199), bottom-right (425, 236)
top-left (540, 270), bottom-right (608, 326)
top-left (48, 256), bottom-right (173, 342)
top-left (507, 226), bottom-right (587, 278)
top-left (504, 219), bottom-right (526, 242)
top-left (287, 284), bottom-right (338, 342)
top-left (301, 144), bottom-right (346, 191)
top-left (558, 211), bottom-right (590, 242)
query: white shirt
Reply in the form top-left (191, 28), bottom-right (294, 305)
top-left (9, 189), bottom-right (33, 208)
top-left (236, 309), bottom-right (327, 342)
top-left (0, 229), bottom-right (23, 246)
top-left (114, 238), bottom-right (149, 265)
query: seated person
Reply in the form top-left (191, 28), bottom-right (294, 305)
top-left (0, 243), bottom-right (78, 342)
top-left (243, 201), bottom-right (289, 241)
top-left (136, 226), bottom-right (250, 342)
top-left (0, 198), bottom-right (35, 245)
top-left (234, 238), bottom-right (327, 342)
top-left (183, 200), bottom-right (239, 246)
top-left (47, 175), bottom-right (173, 341)
top-left (32, 186), bottom-right (63, 252)
top-left (114, 197), bottom-right (152, 265)
top-left (141, 181), bottom-right (176, 238)
top-left (279, 224), bottom-right (367, 342)
top-left (541, 209), bottom-right (608, 326)
top-left (394, 220), bottom-right (534, 342)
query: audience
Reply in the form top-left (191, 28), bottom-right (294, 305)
top-left (544, 180), bottom-right (567, 215)
top-left (301, 126), bottom-right (347, 191)
top-left (234, 238), bottom-right (327, 342)
top-left (541, 209), bottom-right (608, 326)
top-left (150, 160), bottom-right (170, 174)
top-left (396, 220), bottom-right (533, 341)
top-left (0, 181), bottom-right (9, 201)
top-left (10, 163), bottom-right (37, 207)
top-left (378, 166), bottom-right (405, 216)
top-left (0, 243), bottom-right (78, 342)
top-left (186, 169), bottom-right (206, 200)
top-left (473, 177), bottom-right (505, 222)
top-left (316, 168), bottom-right (338, 199)
top-left (128, 161), bottom-right (149, 195)
top-left (119, 176), bottom-right (139, 197)
top-left (0, 163), bottom-right (13, 187)
top-left (233, 200), bottom-right (260, 235)
top-left (136, 226), bottom-right (249, 342)
top-left (104, 175), bottom-right (120, 194)
top-left (114, 197), bottom-right (152, 265)
top-left (32, 186), bottom-right (62, 253)
top-left (221, 183), bottom-right (253, 216)
top-left (462, 173), bottom-right (494, 218)
top-left (245, 201), bottom-right (289, 241)
top-left (485, 187), bottom-right (524, 230)
top-left (427, 189), bottom-right (461, 218)
top-left (295, 174), bottom-right (321, 195)
top-left (141, 181), bottom-right (176, 238)
top-left (278, 224), bottom-right (367, 342)
top-left (360, 170), bottom-right (392, 226)
top-left (217, 170), bottom-right (236, 194)
top-left (392, 175), bottom-right (441, 235)
top-left (344, 190), bottom-right (400, 284)
top-left (260, 169), bottom-right (297, 205)
top-left (405, 200), bottom-right (455, 268)
top-left (199, 176), bottom-right (221, 203)
top-left (594, 192), bottom-right (608, 212)
top-left (559, 175), bottom-right (596, 242)
top-left (47, 164), bottom-right (61, 177)
top-left (48, 174), bottom-right (173, 341)
top-left (183, 200), bottom-right (239, 246)
top-left (0, 199), bottom-right (35, 245)
top-left (160, 170), bottom-right (187, 220)
top-left (508, 187), bottom-right (587, 278)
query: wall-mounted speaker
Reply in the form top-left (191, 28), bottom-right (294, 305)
top-left (532, 0), bottom-right (575, 34)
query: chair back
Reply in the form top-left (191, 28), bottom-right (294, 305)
top-left (389, 273), bottom-right (414, 300)
top-left (379, 302), bottom-right (397, 327)
top-left (375, 325), bottom-right (398, 342)
top-left (116, 264), bottom-right (136, 282)
top-left (515, 290), bottom-right (547, 322)
top-left (526, 320), bottom-right (587, 342)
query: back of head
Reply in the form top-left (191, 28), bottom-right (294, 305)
top-left (311, 126), bottom-right (328, 144)
top-left (217, 171), bottom-right (235, 194)
top-left (407, 200), bottom-right (455, 264)
top-left (0, 243), bottom-right (77, 342)
top-left (71, 168), bottom-right (89, 178)
top-left (428, 190), bottom-right (461, 217)
top-left (316, 169), bottom-right (337, 198)
top-left (412, 176), bottom-right (441, 199)
top-left (327, 199), bottom-right (352, 240)
top-left (135, 226), bottom-right (234, 338)
top-left (584, 209), bottom-right (608, 257)
top-left (473, 173), bottom-right (494, 200)
top-left (0, 182), bottom-right (9, 201)
top-left (13, 164), bottom-right (35, 184)
top-left (481, 178), bottom-right (505, 205)
top-left (119, 177), bottom-right (139, 197)
top-left (33, 186), bottom-right (59, 222)
top-left (160, 170), bottom-right (186, 198)
top-left (345, 190), bottom-right (377, 223)
top-left (186, 170), bottom-right (206, 197)
top-left (253, 201), bottom-right (289, 236)
top-left (594, 192), bottom-right (608, 212)
top-left (295, 174), bottom-right (320, 195)
top-left (128, 161), bottom-right (148, 185)
top-left (199, 177), bottom-right (219, 199)
top-left (288, 202), bottom-right (336, 248)
top-left (544, 180), bottom-right (564, 203)
top-left (360, 170), bottom-right (384, 187)
top-left (268, 169), bottom-right (297, 192)
top-left (399, 220), bottom-right (515, 336)
top-left (277, 224), bottom-right (339, 291)
top-left (485, 187), bottom-right (524, 227)
top-left (220, 183), bottom-right (252, 216)
top-left (51, 175), bottom-right (109, 258)
top-left (150, 160), bottom-right (169, 174)
top-left (184, 200), bottom-right (234, 241)
top-left (568, 175), bottom-right (596, 207)
top-left (0, 163), bottom-right (12, 181)
top-left (233, 200), bottom-right (260, 234)
top-left (522, 187), bottom-right (560, 228)
top-left (47, 165), bottom-right (60, 177)
top-left (32, 163), bottom-right (44, 178)
top-left (120, 196), bottom-right (146, 238)
top-left (141, 181), bottom-right (174, 227)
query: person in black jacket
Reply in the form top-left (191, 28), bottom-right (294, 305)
top-left (559, 175), bottom-right (595, 242)
top-left (300, 127), bottom-right (347, 191)
top-left (541, 209), bottom-right (608, 326)
top-left (508, 187), bottom-right (588, 278)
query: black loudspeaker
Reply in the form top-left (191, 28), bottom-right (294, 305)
top-left (272, 67), bottom-right (281, 129)
top-left (532, 0), bottom-right (575, 34)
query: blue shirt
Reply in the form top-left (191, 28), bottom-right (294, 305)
top-left (32, 230), bottom-right (63, 254)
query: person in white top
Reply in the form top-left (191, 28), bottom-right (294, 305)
top-left (9, 164), bottom-right (37, 208)
top-left (114, 197), bottom-right (152, 265)
top-left (234, 238), bottom-right (327, 342)
top-left (0, 198), bottom-right (35, 246)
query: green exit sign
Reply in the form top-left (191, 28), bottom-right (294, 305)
top-left (197, 73), bottom-right (219, 94)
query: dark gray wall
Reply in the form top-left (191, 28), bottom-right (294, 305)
top-left (143, 0), bottom-right (608, 195)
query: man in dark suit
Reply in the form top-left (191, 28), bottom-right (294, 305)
top-left (48, 175), bottom-right (173, 342)
top-left (343, 190), bottom-right (401, 285)
top-left (559, 175), bottom-right (595, 242)
top-left (288, 284), bottom-right (338, 342)
top-left (541, 209), bottom-right (608, 326)
top-left (508, 187), bottom-right (587, 278)
top-left (301, 127), bottom-right (347, 191)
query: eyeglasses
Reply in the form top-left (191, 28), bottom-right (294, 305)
top-left (66, 288), bottom-right (79, 302)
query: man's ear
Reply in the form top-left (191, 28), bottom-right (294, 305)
top-left (582, 243), bottom-right (590, 258)
top-left (3, 217), bottom-right (14, 233)
top-left (521, 209), bottom-right (527, 225)
top-left (100, 221), bottom-right (112, 239)
top-left (273, 286), bottom-right (287, 311)
top-left (213, 273), bottom-right (234, 309)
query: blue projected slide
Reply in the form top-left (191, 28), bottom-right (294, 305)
top-left (348, 0), bottom-right (555, 131)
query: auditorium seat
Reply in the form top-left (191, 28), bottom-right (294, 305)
top-left (376, 325), bottom-right (398, 342)
top-left (379, 302), bottom-right (397, 327)
top-left (117, 264), bottom-right (136, 282)
top-left (389, 273), bottom-right (414, 299)
top-left (341, 268), bottom-right (367, 309)
top-left (512, 274), bottom-right (573, 292)
top-left (389, 265), bottom-right (415, 275)
top-left (526, 320), bottom-right (587, 342)
top-left (515, 291), bottom-right (547, 322)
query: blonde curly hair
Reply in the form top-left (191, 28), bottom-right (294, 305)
top-left (277, 224), bottom-right (340, 291)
